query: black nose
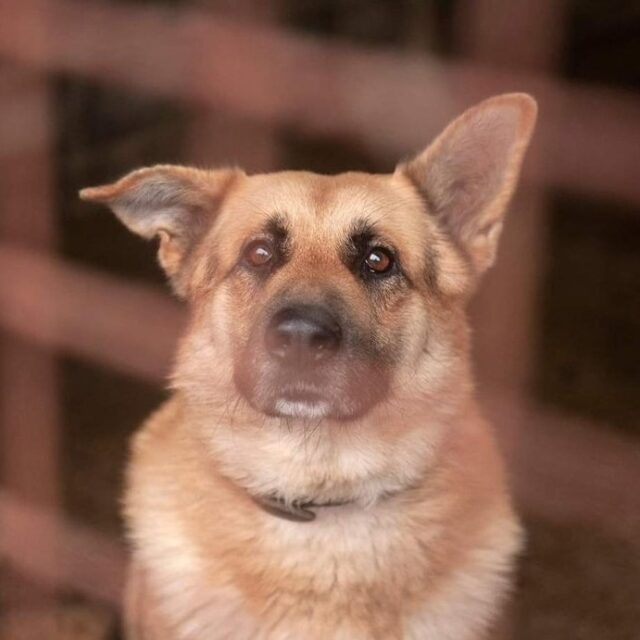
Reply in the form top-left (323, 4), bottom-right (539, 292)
top-left (265, 305), bottom-right (342, 364)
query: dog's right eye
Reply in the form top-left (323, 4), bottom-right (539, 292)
top-left (243, 240), bottom-right (274, 268)
top-left (363, 247), bottom-right (396, 276)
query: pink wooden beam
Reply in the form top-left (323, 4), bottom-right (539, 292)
top-left (0, 490), bottom-right (126, 607)
top-left (184, 0), bottom-right (282, 173)
top-left (459, 0), bottom-right (564, 391)
top-left (0, 243), bottom-right (184, 383)
top-left (486, 391), bottom-right (640, 542)
top-left (0, 245), bottom-right (638, 538)
top-left (0, 67), bottom-right (61, 613)
top-left (456, 0), bottom-right (566, 71)
top-left (0, 0), bottom-right (638, 204)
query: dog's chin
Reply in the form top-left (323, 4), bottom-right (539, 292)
top-left (234, 363), bottom-right (389, 423)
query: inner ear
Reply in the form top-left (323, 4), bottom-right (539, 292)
top-left (80, 165), bottom-right (241, 296)
top-left (399, 93), bottom-right (537, 278)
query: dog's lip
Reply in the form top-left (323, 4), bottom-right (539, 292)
top-left (241, 378), bottom-right (379, 422)
top-left (273, 398), bottom-right (331, 419)
top-left (270, 384), bottom-right (333, 419)
top-left (277, 383), bottom-right (326, 403)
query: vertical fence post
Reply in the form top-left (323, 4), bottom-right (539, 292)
top-left (0, 65), bottom-right (61, 610)
top-left (185, 0), bottom-right (282, 173)
top-left (456, 0), bottom-right (567, 396)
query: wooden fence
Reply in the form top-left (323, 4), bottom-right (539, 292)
top-left (0, 0), bottom-right (639, 609)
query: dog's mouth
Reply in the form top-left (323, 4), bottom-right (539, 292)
top-left (270, 385), bottom-right (332, 420)
top-left (235, 366), bottom-right (389, 422)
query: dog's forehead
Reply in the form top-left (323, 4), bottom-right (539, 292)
top-left (227, 170), bottom-right (428, 237)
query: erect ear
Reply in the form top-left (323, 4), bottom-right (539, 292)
top-left (80, 165), bottom-right (240, 296)
top-left (399, 93), bottom-right (537, 278)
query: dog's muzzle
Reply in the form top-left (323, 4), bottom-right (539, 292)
top-left (234, 300), bottom-right (388, 421)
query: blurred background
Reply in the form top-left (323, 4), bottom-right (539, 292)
top-left (0, 0), bottom-right (639, 638)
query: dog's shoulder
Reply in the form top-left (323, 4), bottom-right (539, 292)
top-left (130, 396), bottom-right (184, 453)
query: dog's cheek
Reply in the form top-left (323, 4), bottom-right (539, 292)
top-left (403, 302), bottom-right (471, 404)
top-left (374, 291), bottom-right (427, 367)
top-left (187, 287), bottom-right (236, 360)
top-left (225, 275), bottom-right (265, 347)
top-left (219, 276), bottom-right (272, 404)
top-left (379, 296), bottom-right (453, 402)
top-left (180, 245), bottom-right (219, 303)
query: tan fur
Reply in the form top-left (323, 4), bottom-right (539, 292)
top-left (82, 94), bottom-right (537, 639)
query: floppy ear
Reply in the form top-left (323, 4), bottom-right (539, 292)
top-left (399, 93), bottom-right (537, 278)
top-left (80, 165), bottom-right (240, 296)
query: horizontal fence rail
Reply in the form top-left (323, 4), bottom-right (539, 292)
top-left (0, 0), bottom-right (639, 205)
top-left (0, 489), bottom-right (126, 606)
top-left (1, 244), bottom-right (639, 545)
top-left (485, 394), bottom-right (640, 542)
top-left (1, 389), bottom-right (638, 609)
top-left (0, 0), bottom-right (638, 616)
top-left (0, 244), bottom-right (184, 382)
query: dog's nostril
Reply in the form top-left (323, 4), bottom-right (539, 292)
top-left (309, 331), bottom-right (337, 356)
top-left (269, 322), bottom-right (294, 353)
top-left (266, 305), bottom-right (342, 363)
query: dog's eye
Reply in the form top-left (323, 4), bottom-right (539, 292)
top-left (363, 247), bottom-right (394, 275)
top-left (244, 240), bottom-right (274, 268)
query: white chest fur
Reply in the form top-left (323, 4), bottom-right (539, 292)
top-left (130, 494), bottom-right (521, 640)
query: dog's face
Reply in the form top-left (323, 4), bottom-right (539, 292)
top-left (82, 94), bottom-right (536, 432)
top-left (199, 170), bottom-right (453, 422)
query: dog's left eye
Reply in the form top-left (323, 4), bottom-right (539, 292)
top-left (244, 240), bottom-right (274, 268)
top-left (363, 247), bottom-right (395, 275)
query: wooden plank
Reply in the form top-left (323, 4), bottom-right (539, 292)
top-left (0, 0), bottom-right (638, 204)
top-left (0, 66), bottom-right (60, 615)
top-left (470, 190), bottom-right (547, 391)
top-left (460, 0), bottom-right (566, 391)
top-left (0, 244), bottom-right (638, 540)
top-left (486, 392), bottom-right (640, 542)
top-left (185, 0), bottom-right (282, 173)
top-left (456, 0), bottom-right (565, 70)
top-left (0, 490), bottom-right (126, 607)
top-left (0, 244), bottom-right (184, 383)
top-left (0, 246), bottom-right (638, 542)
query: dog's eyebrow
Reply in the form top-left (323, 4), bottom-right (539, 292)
top-left (264, 214), bottom-right (289, 242)
top-left (340, 217), bottom-right (381, 272)
top-left (262, 214), bottom-right (292, 264)
top-left (344, 218), bottom-right (377, 258)
top-left (348, 217), bottom-right (376, 238)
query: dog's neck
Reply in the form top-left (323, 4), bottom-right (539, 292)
top-left (181, 392), bottom-right (464, 522)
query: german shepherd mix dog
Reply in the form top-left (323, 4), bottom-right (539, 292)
top-left (81, 93), bottom-right (536, 640)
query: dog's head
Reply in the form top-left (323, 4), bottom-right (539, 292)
top-left (82, 93), bottom-right (535, 438)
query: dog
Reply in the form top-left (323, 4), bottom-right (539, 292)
top-left (81, 93), bottom-right (537, 639)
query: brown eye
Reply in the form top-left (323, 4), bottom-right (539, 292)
top-left (244, 240), bottom-right (274, 267)
top-left (364, 247), bottom-right (394, 275)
